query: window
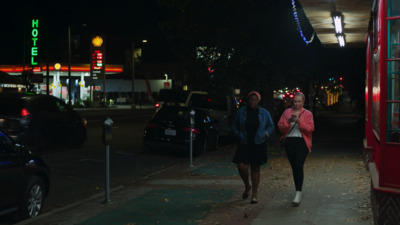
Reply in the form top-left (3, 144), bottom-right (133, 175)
top-left (386, 11), bottom-right (400, 142)
top-left (388, 0), bottom-right (400, 17)
top-left (55, 99), bottom-right (67, 112)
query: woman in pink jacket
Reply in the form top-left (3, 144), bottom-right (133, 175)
top-left (278, 92), bottom-right (314, 206)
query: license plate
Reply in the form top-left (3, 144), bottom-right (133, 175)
top-left (165, 129), bottom-right (176, 136)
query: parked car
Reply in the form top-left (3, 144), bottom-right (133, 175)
top-left (0, 93), bottom-right (87, 154)
top-left (143, 105), bottom-right (219, 156)
top-left (185, 91), bottom-right (234, 137)
top-left (0, 129), bottom-right (50, 220)
top-left (154, 89), bottom-right (188, 113)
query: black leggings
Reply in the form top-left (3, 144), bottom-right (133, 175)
top-left (285, 137), bottom-right (308, 191)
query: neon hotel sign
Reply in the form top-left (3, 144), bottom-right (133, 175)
top-left (31, 19), bottom-right (39, 66)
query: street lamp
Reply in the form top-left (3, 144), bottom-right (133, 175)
top-left (131, 39), bottom-right (147, 110)
top-left (68, 24), bottom-right (88, 106)
top-left (68, 26), bottom-right (72, 106)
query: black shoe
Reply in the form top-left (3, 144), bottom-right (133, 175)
top-left (242, 193), bottom-right (249, 199)
top-left (242, 186), bottom-right (251, 199)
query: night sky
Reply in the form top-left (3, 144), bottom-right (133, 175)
top-left (1, 0), bottom-right (365, 81)
top-left (1, 0), bottom-right (168, 64)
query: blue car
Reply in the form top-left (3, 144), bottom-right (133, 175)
top-left (0, 129), bottom-right (50, 221)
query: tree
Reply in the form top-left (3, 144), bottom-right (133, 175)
top-left (158, 0), bottom-right (324, 111)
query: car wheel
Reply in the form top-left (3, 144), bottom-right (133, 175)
top-left (18, 176), bottom-right (45, 219)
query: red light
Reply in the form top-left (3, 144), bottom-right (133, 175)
top-left (21, 108), bottom-right (30, 116)
top-left (339, 77), bottom-right (343, 81)
top-left (282, 94), bottom-right (286, 98)
top-left (183, 127), bottom-right (200, 134)
top-left (155, 103), bottom-right (160, 108)
top-left (289, 94), bottom-right (294, 98)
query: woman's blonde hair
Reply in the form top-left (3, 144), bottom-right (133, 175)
top-left (294, 92), bottom-right (305, 102)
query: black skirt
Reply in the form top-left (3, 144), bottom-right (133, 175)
top-left (232, 142), bottom-right (267, 165)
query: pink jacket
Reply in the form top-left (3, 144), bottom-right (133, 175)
top-left (278, 107), bottom-right (314, 152)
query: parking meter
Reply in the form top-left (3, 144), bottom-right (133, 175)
top-left (190, 109), bottom-right (195, 128)
top-left (102, 117), bottom-right (113, 145)
top-left (189, 109), bottom-right (195, 167)
top-left (102, 117), bottom-right (113, 203)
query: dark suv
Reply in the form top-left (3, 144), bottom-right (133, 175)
top-left (0, 129), bottom-right (50, 220)
top-left (0, 93), bottom-right (87, 153)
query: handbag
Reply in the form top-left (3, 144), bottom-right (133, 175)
top-left (280, 110), bottom-right (305, 147)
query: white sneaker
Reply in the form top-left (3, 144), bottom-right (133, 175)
top-left (292, 191), bottom-right (301, 206)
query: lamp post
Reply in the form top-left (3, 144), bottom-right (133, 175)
top-left (131, 42), bottom-right (135, 110)
top-left (68, 26), bottom-right (72, 106)
top-left (131, 40), bottom-right (147, 110)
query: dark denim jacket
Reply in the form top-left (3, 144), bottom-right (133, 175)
top-left (232, 106), bottom-right (275, 144)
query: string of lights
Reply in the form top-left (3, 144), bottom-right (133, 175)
top-left (291, 0), bottom-right (315, 45)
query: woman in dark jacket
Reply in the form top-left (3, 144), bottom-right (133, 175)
top-left (232, 91), bottom-right (275, 204)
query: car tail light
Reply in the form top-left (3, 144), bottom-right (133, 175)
top-left (183, 127), bottom-right (200, 134)
top-left (20, 108), bottom-right (30, 125)
top-left (21, 108), bottom-right (30, 116)
top-left (146, 122), bottom-right (160, 128)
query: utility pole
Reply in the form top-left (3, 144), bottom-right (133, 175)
top-left (68, 26), bottom-right (72, 106)
top-left (131, 43), bottom-right (136, 110)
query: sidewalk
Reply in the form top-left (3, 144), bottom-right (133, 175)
top-left (16, 103), bottom-right (373, 225)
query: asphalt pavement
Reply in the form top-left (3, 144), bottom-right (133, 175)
top-left (15, 102), bottom-right (373, 225)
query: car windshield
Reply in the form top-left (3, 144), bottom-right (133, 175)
top-left (154, 106), bottom-right (189, 121)
top-left (154, 106), bottom-right (207, 125)
top-left (209, 96), bottom-right (228, 111)
top-left (190, 94), bottom-right (211, 109)
top-left (190, 94), bottom-right (227, 111)
top-left (158, 90), bottom-right (188, 103)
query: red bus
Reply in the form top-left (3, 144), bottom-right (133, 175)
top-left (364, 0), bottom-right (400, 224)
